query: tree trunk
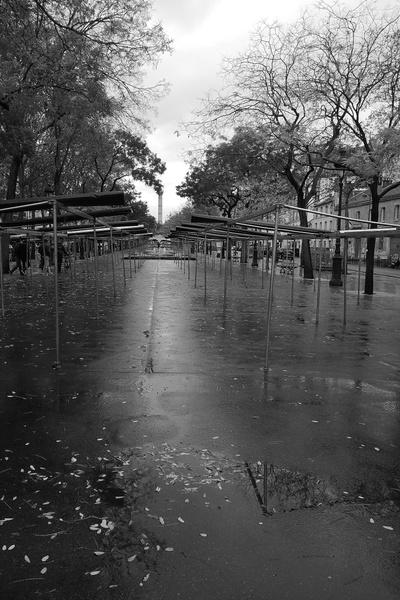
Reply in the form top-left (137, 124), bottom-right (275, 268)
top-left (364, 237), bottom-right (375, 295)
top-left (364, 180), bottom-right (379, 295)
top-left (297, 206), bottom-right (314, 279)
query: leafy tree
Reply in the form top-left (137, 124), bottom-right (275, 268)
top-left (125, 196), bottom-right (158, 232)
top-left (177, 128), bottom-right (279, 218)
top-left (0, 0), bottom-right (171, 198)
top-left (25, 124), bottom-right (166, 197)
top-left (0, 0), bottom-right (171, 271)
top-left (161, 202), bottom-right (197, 234)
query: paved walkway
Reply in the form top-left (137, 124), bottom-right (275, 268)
top-left (0, 256), bottom-right (399, 600)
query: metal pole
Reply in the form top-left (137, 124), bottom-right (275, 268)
top-left (316, 238), bottom-right (323, 324)
top-left (264, 208), bottom-right (280, 375)
top-left (26, 232), bottom-right (31, 278)
top-left (52, 201), bottom-right (61, 368)
top-left (343, 238), bottom-right (348, 326)
top-left (357, 247), bottom-right (362, 305)
top-left (261, 241), bottom-right (265, 289)
top-left (194, 235), bottom-right (198, 288)
top-left (85, 237), bottom-right (89, 276)
top-left (187, 237), bottom-right (190, 280)
top-left (73, 237), bottom-right (77, 277)
top-left (128, 235), bottom-right (132, 278)
top-left (291, 240), bottom-right (295, 307)
top-left (204, 232), bottom-right (207, 300)
top-left (223, 226), bottom-right (230, 303)
top-left (110, 229), bottom-right (116, 296)
top-left (93, 221), bottom-right (99, 320)
top-left (121, 231), bottom-right (126, 286)
top-left (230, 239), bottom-right (233, 281)
top-left (0, 232), bottom-right (5, 317)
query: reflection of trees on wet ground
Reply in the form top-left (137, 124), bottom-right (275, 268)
top-left (244, 461), bottom-right (400, 516)
top-left (245, 462), bottom-right (338, 515)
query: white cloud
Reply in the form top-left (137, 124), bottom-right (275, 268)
top-left (138, 1), bottom-right (328, 221)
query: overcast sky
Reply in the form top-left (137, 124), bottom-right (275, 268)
top-left (135, 0), bottom-right (332, 222)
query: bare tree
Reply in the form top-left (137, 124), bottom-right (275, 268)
top-left (186, 1), bottom-right (400, 291)
top-left (305, 0), bottom-right (400, 294)
top-left (186, 17), bottom-right (344, 279)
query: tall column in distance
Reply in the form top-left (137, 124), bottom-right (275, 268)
top-left (158, 192), bottom-right (163, 225)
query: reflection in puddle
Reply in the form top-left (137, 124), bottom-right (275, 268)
top-left (245, 461), bottom-right (339, 515)
top-left (4, 442), bottom-right (396, 595)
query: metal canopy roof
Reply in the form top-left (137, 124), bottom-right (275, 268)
top-left (41, 219), bottom-right (139, 233)
top-left (0, 191), bottom-right (126, 210)
top-left (66, 225), bottom-right (148, 237)
top-left (0, 207), bottom-right (132, 228)
top-left (167, 205), bottom-right (400, 242)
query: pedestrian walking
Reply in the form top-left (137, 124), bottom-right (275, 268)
top-left (10, 239), bottom-right (27, 275)
top-left (38, 238), bottom-right (52, 275)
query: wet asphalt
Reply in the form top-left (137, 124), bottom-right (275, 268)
top-left (0, 251), bottom-right (399, 600)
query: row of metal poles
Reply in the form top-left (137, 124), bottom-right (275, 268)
top-left (0, 205), bottom-right (147, 367)
top-left (172, 218), bottom-right (366, 373)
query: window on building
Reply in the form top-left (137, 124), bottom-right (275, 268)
top-left (395, 205), bottom-right (400, 220)
top-left (380, 207), bottom-right (386, 221)
top-left (356, 211), bottom-right (361, 220)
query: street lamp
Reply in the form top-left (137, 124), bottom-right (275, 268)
top-left (329, 167), bottom-right (345, 287)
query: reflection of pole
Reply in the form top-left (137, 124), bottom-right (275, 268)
top-left (52, 201), bottom-right (61, 368)
top-left (264, 208), bottom-right (279, 374)
top-left (245, 463), bottom-right (266, 513)
top-left (263, 463), bottom-right (268, 512)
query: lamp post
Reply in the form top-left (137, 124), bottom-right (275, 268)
top-left (329, 169), bottom-right (344, 287)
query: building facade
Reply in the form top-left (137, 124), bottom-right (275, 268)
top-left (309, 181), bottom-right (400, 266)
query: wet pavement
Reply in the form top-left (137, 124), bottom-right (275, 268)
top-left (0, 254), bottom-right (400, 600)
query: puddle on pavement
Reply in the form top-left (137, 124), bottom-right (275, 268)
top-left (78, 443), bottom-right (400, 592)
top-left (1, 438), bottom-right (400, 598)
